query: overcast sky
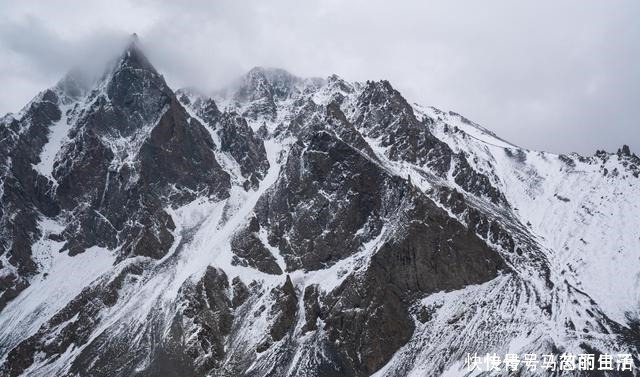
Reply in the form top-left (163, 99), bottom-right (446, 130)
top-left (0, 1), bottom-right (638, 154)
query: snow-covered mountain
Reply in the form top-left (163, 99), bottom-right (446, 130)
top-left (0, 36), bottom-right (638, 377)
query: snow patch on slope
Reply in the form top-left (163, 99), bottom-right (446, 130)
top-left (421, 101), bottom-right (640, 325)
top-left (0, 218), bottom-right (115, 355)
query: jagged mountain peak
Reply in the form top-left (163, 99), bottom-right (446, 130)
top-left (115, 33), bottom-right (157, 73)
top-left (225, 66), bottom-right (323, 103)
top-left (359, 79), bottom-right (409, 106)
top-left (356, 80), bottom-right (419, 127)
top-left (50, 34), bottom-right (158, 108)
top-left (617, 143), bottom-right (637, 158)
top-left (64, 36), bottom-right (176, 139)
top-left (243, 66), bottom-right (324, 87)
top-left (79, 34), bottom-right (164, 109)
top-left (326, 73), bottom-right (354, 92)
top-left (235, 66), bottom-right (296, 101)
top-left (245, 66), bottom-right (294, 80)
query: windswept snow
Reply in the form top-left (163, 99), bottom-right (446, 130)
top-left (411, 98), bottom-right (640, 325)
top-left (33, 105), bottom-right (72, 181)
top-left (0, 218), bottom-right (115, 355)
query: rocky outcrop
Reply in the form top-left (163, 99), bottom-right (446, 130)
top-left (354, 80), bottom-right (504, 204)
top-left (226, 67), bottom-right (323, 122)
top-left (217, 112), bottom-right (270, 190)
top-left (231, 67), bottom-right (279, 121)
top-left (322, 272), bottom-right (413, 376)
top-left (354, 81), bottom-right (449, 171)
top-left (170, 267), bottom-right (233, 375)
top-left (231, 216), bottom-right (282, 275)
top-left (325, 101), bottom-right (378, 161)
top-left (301, 285), bottom-right (321, 333)
top-left (138, 96), bottom-right (230, 203)
top-left (253, 131), bottom-right (389, 271)
top-left (178, 89), bottom-right (222, 126)
top-left (255, 275), bottom-right (298, 354)
top-left (268, 275), bottom-right (298, 342)
top-left (0, 90), bottom-right (62, 309)
top-left (318, 171), bottom-right (506, 377)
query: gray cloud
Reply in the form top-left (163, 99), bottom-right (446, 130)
top-left (0, 0), bottom-right (638, 154)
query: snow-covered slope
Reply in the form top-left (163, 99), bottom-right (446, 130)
top-left (420, 104), bottom-right (640, 326)
top-left (0, 38), bottom-right (638, 377)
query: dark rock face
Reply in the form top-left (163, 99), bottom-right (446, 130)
top-left (177, 91), bottom-right (270, 190)
top-left (325, 102), bottom-right (378, 161)
top-left (318, 176), bottom-right (506, 377)
top-left (178, 90), bottom-right (222, 127)
top-left (253, 131), bottom-right (390, 271)
top-left (0, 90), bottom-right (62, 309)
top-left (322, 272), bottom-right (413, 376)
top-left (217, 112), bottom-right (270, 189)
top-left (301, 285), bottom-right (321, 333)
top-left (371, 207), bottom-right (506, 295)
top-left (268, 275), bottom-right (298, 342)
top-left (138, 96), bottom-right (230, 203)
top-left (231, 277), bottom-right (250, 308)
top-left (54, 128), bottom-right (114, 210)
top-left (450, 150), bottom-right (504, 204)
top-left (620, 144), bottom-right (632, 157)
top-left (171, 267), bottom-right (234, 375)
top-left (197, 98), bottom-right (222, 126)
top-left (354, 80), bottom-right (504, 204)
top-left (354, 81), bottom-right (449, 171)
top-left (100, 44), bottom-right (169, 137)
top-left (231, 216), bottom-right (283, 275)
